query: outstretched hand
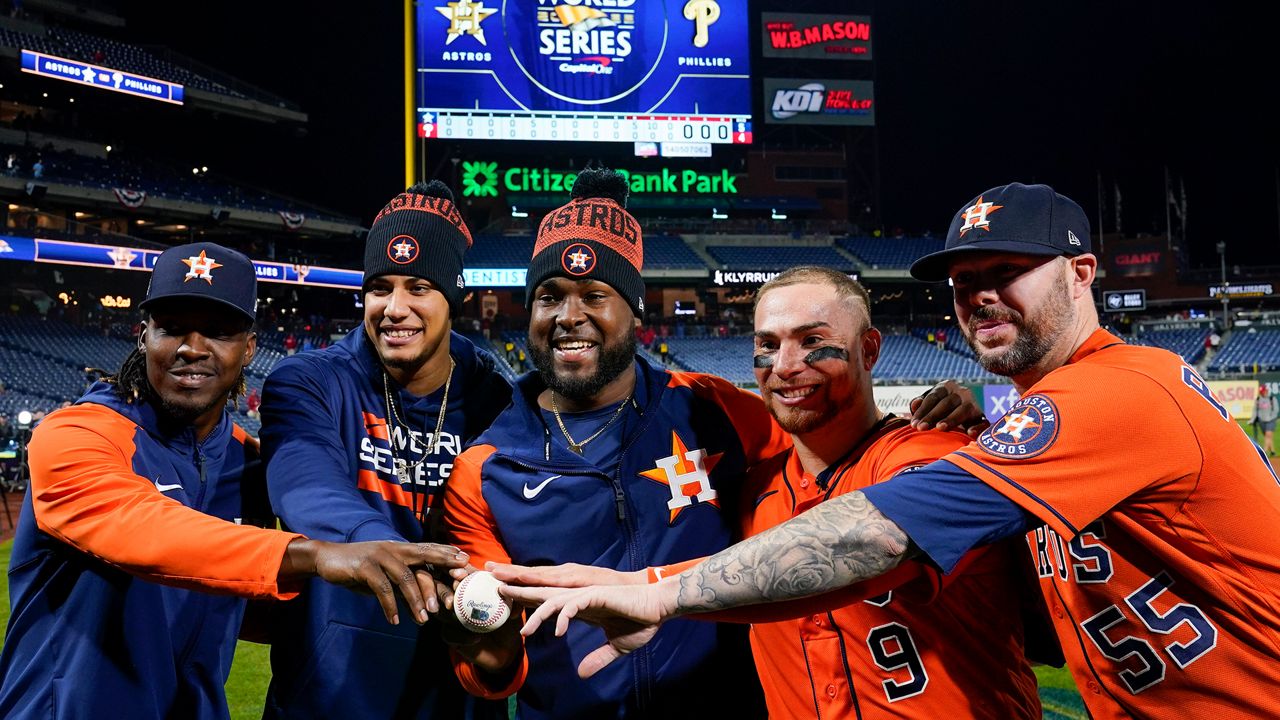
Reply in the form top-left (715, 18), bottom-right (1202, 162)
top-left (909, 379), bottom-right (989, 436)
top-left (487, 561), bottom-right (646, 588)
top-left (501, 582), bottom-right (672, 679)
top-left (284, 539), bottom-right (469, 626)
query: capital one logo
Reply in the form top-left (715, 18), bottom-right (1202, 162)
top-left (640, 433), bottom-right (723, 523)
top-left (772, 83), bottom-right (826, 119)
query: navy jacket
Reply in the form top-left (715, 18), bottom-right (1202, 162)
top-left (0, 384), bottom-right (291, 720)
top-left (259, 329), bottom-right (512, 719)
top-left (445, 356), bottom-right (789, 719)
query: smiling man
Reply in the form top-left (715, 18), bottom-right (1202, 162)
top-left (511, 183), bottom-right (1280, 720)
top-left (259, 183), bottom-right (513, 720)
top-left (0, 243), bottom-right (468, 720)
top-left (442, 168), bottom-right (789, 719)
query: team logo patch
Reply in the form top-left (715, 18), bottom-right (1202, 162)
top-left (979, 394), bottom-right (1059, 459)
top-left (182, 250), bottom-right (222, 284)
top-left (639, 432), bottom-right (723, 524)
top-left (958, 195), bottom-right (1003, 236)
top-left (387, 235), bottom-right (420, 264)
top-left (561, 243), bottom-right (597, 276)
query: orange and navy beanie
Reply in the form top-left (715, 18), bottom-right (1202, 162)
top-left (363, 180), bottom-right (473, 315)
top-left (525, 168), bottom-right (645, 317)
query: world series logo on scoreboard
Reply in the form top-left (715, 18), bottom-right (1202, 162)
top-left (416, 0), bottom-right (751, 144)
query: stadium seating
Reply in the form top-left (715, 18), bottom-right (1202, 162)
top-left (705, 245), bottom-right (854, 271)
top-left (838, 237), bottom-right (944, 270)
top-left (468, 236), bottom-right (536, 268)
top-left (1208, 328), bottom-right (1280, 373)
top-left (468, 234), bottom-right (705, 271)
top-left (1130, 328), bottom-right (1210, 364)
top-left (5, 142), bottom-right (353, 223)
top-left (642, 235), bottom-right (707, 270)
top-left (875, 335), bottom-right (996, 383)
top-left (664, 337), bottom-right (754, 385)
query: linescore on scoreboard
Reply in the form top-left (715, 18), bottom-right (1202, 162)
top-left (416, 0), bottom-right (752, 145)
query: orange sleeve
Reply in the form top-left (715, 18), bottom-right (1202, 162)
top-left (944, 365), bottom-right (1200, 539)
top-left (449, 649), bottom-right (529, 700)
top-left (441, 444), bottom-right (526, 698)
top-left (442, 444), bottom-right (512, 568)
top-left (27, 404), bottom-right (301, 600)
top-left (669, 372), bottom-right (792, 465)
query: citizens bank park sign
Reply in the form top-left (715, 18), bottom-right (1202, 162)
top-left (461, 160), bottom-right (741, 197)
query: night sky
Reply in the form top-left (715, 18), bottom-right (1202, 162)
top-left (120, 0), bottom-right (1279, 269)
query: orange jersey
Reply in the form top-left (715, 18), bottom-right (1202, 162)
top-left (743, 419), bottom-right (1041, 720)
top-left (948, 329), bottom-right (1280, 719)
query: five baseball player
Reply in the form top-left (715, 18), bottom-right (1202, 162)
top-left (5, 178), bottom-right (1277, 720)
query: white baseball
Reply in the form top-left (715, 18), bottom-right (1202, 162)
top-left (453, 571), bottom-right (512, 634)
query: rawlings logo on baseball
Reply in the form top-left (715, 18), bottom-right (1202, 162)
top-left (453, 571), bottom-right (512, 633)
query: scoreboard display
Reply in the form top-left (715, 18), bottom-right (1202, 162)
top-left (415, 0), bottom-right (751, 144)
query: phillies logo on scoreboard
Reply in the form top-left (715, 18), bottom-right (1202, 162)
top-left (508, 0), bottom-right (665, 102)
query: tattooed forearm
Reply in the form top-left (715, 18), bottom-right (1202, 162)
top-left (674, 491), bottom-right (913, 614)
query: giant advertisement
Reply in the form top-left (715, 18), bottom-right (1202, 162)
top-left (416, 0), bottom-right (751, 144)
top-left (761, 13), bottom-right (872, 60)
top-left (764, 78), bottom-right (874, 126)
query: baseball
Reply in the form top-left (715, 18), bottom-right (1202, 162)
top-left (453, 571), bottom-right (513, 634)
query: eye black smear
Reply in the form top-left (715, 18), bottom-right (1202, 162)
top-left (804, 347), bottom-right (849, 364)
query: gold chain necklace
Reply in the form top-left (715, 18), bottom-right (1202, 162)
top-left (550, 390), bottom-right (631, 455)
top-left (383, 357), bottom-right (454, 486)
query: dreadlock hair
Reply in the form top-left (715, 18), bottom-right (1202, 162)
top-left (106, 322), bottom-right (251, 408)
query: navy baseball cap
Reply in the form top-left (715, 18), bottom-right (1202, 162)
top-left (910, 182), bottom-right (1092, 282)
top-left (140, 242), bottom-right (257, 323)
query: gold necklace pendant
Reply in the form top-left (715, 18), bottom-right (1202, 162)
top-left (551, 391), bottom-right (631, 455)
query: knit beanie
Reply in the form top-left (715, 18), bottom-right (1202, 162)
top-left (525, 168), bottom-right (645, 316)
top-left (363, 180), bottom-right (472, 315)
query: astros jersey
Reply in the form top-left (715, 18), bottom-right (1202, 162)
top-left (946, 329), bottom-right (1280, 719)
top-left (744, 419), bottom-right (1040, 720)
top-left (444, 356), bottom-right (788, 719)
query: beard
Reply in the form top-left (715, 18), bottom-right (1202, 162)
top-left (964, 273), bottom-right (1074, 377)
top-left (764, 387), bottom-right (840, 435)
top-left (530, 332), bottom-right (637, 402)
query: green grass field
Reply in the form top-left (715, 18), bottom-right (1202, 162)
top-left (0, 538), bottom-right (1085, 719)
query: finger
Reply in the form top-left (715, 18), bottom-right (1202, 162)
top-left (501, 584), bottom-right (558, 606)
top-left (908, 396), bottom-right (923, 414)
top-left (413, 569), bottom-right (440, 614)
top-left (578, 645), bottom-right (626, 679)
top-left (916, 392), bottom-right (961, 427)
top-left (386, 557), bottom-right (430, 624)
top-left (487, 562), bottom-right (529, 583)
top-left (365, 566), bottom-right (401, 625)
top-left (406, 543), bottom-right (469, 569)
top-left (554, 599), bottom-right (583, 637)
top-left (520, 598), bottom-right (562, 636)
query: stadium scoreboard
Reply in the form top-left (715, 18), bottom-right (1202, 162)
top-left (415, 0), bottom-right (751, 144)
top-left (421, 110), bottom-right (750, 144)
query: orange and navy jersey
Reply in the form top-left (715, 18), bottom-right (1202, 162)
top-left (946, 329), bottom-right (1280, 719)
top-left (742, 420), bottom-right (1040, 720)
top-left (0, 384), bottom-right (300, 719)
top-left (443, 356), bottom-right (789, 719)
top-left (258, 328), bottom-right (512, 720)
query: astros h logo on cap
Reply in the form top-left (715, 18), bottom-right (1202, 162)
top-left (387, 234), bottom-right (421, 264)
top-left (182, 250), bottom-right (223, 284)
top-left (958, 195), bottom-right (1004, 236)
top-left (561, 243), bottom-right (597, 276)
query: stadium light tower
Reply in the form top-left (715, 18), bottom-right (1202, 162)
top-left (1217, 241), bottom-right (1229, 329)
